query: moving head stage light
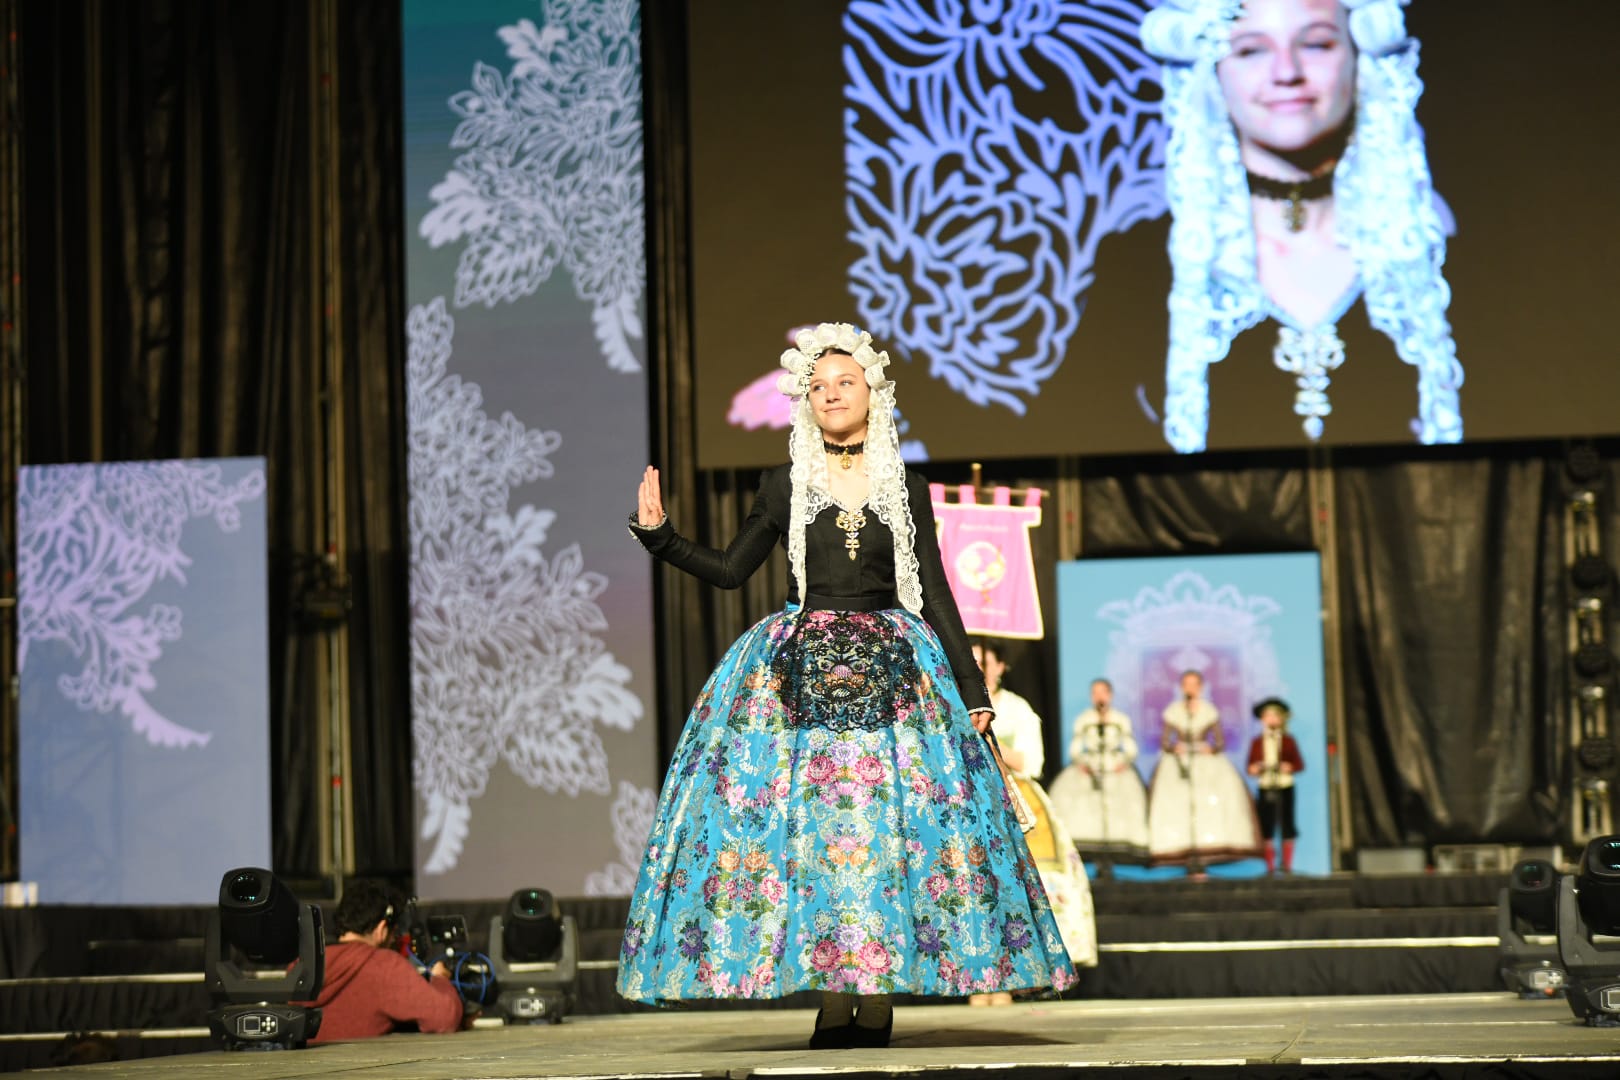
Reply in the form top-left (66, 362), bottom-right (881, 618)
top-left (488, 888), bottom-right (578, 1023)
top-left (1558, 836), bottom-right (1620, 1024)
top-left (204, 867), bottom-right (325, 1049)
top-left (1498, 858), bottom-right (1565, 998)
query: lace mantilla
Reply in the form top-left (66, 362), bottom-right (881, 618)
top-left (1139, 0), bottom-right (1245, 64)
top-left (782, 323), bottom-right (922, 615)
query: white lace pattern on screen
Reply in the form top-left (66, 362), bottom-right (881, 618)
top-left (407, 297), bottom-right (643, 875)
top-left (17, 461), bottom-right (267, 749)
top-left (1098, 570), bottom-right (1286, 724)
top-left (844, 0), bottom-right (1166, 413)
top-left (420, 0), bottom-right (644, 372)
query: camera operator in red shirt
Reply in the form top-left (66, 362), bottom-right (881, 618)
top-left (303, 881), bottom-right (464, 1043)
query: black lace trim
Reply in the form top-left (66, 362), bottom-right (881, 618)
top-left (770, 610), bottom-right (923, 730)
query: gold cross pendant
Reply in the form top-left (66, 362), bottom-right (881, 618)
top-left (1284, 190), bottom-right (1306, 232)
top-left (834, 508), bottom-right (866, 561)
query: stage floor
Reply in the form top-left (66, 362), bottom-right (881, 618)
top-left (31, 993), bottom-right (1620, 1079)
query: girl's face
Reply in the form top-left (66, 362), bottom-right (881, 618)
top-left (1218, 0), bottom-right (1356, 160)
top-left (808, 351), bottom-right (870, 441)
top-left (1262, 707), bottom-right (1289, 729)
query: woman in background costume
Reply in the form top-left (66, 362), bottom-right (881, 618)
top-left (1146, 670), bottom-right (1261, 869)
top-left (1050, 677), bottom-right (1150, 864)
top-left (970, 639), bottom-right (1097, 1006)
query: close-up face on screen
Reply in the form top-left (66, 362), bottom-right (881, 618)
top-left (688, 0), bottom-right (1620, 468)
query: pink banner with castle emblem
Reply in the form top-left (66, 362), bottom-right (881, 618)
top-left (930, 484), bottom-right (1045, 640)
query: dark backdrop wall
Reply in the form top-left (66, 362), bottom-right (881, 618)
top-left (19, 0), bottom-right (412, 880)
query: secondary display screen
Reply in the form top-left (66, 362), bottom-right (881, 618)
top-left (689, 0), bottom-right (1620, 466)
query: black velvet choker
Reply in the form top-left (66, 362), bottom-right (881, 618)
top-left (1246, 169), bottom-right (1335, 232)
top-left (823, 440), bottom-right (864, 470)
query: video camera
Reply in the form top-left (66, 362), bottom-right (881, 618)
top-left (394, 892), bottom-right (580, 1024)
top-left (399, 902), bottom-right (497, 1010)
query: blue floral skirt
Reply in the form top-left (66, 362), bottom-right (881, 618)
top-left (616, 606), bottom-right (1077, 1003)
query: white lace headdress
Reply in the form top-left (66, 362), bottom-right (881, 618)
top-left (1140, 0), bottom-right (1462, 451)
top-left (777, 323), bottom-right (922, 615)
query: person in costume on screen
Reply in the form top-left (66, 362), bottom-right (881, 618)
top-left (1049, 678), bottom-right (1151, 869)
top-left (1246, 696), bottom-right (1306, 874)
top-left (1123, 0), bottom-right (1462, 451)
top-left (1146, 670), bottom-right (1262, 872)
top-left (969, 638), bottom-right (1098, 1004)
top-left (617, 323), bottom-right (1074, 1050)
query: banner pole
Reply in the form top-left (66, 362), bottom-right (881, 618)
top-left (1308, 446), bottom-right (1353, 869)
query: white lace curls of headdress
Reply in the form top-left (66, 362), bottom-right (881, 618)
top-left (1143, 0), bottom-right (1462, 452)
top-left (777, 322), bottom-right (922, 615)
top-left (1139, 0), bottom-right (1245, 64)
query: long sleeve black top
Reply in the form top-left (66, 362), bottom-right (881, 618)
top-left (631, 464), bottom-right (991, 713)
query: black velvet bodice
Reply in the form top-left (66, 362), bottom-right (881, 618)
top-left (1073, 215), bottom-right (1431, 452)
top-left (630, 464), bottom-right (990, 712)
top-left (798, 502), bottom-right (896, 603)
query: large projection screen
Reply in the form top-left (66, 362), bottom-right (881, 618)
top-left (689, 0), bottom-right (1620, 466)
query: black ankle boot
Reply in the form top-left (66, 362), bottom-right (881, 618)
top-left (848, 1012), bottom-right (893, 1049)
top-left (808, 1007), bottom-right (856, 1050)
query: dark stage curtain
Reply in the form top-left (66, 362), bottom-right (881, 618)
top-left (642, 0), bottom-right (705, 764)
top-left (19, 0), bottom-right (412, 879)
top-left (1335, 452), bottom-right (1566, 847)
top-left (1079, 452), bottom-right (1313, 555)
top-left (329, 0), bottom-right (413, 882)
top-left (643, 0), bottom-right (794, 760)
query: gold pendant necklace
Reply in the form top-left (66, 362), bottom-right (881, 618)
top-left (834, 508), bottom-right (866, 561)
top-left (1283, 193), bottom-right (1307, 232)
top-left (1246, 168), bottom-right (1333, 234)
top-left (822, 439), bottom-right (864, 471)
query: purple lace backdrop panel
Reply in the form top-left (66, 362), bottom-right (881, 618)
top-left (17, 458), bottom-right (271, 904)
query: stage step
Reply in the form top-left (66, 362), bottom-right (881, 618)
top-left (0, 871), bottom-right (1518, 1054)
top-left (0, 975), bottom-right (210, 1035)
top-left (1099, 906), bottom-right (1495, 944)
top-left (1085, 939), bottom-right (1498, 999)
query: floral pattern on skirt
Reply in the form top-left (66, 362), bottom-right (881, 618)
top-left (617, 607), bottom-right (1076, 1004)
